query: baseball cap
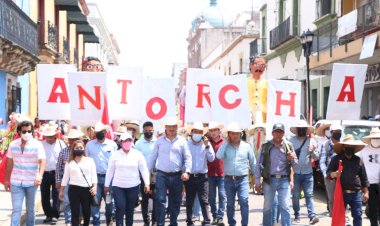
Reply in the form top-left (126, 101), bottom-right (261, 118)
top-left (272, 123), bottom-right (285, 132)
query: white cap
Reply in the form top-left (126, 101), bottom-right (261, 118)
top-left (330, 123), bottom-right (343, 131)
top-left (120, 132), bottom-right (133, 141)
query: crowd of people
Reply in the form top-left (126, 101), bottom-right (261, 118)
top-left (0, 114), bottom-right (379, 226)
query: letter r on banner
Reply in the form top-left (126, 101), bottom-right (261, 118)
top-left (275, 91), bottom-right (296, 117)
top-left (146, 97), bottom-right (167, 120)
top-left (336, 76), bottom-right (355, 102)
top-left (219, 85), bottom-right (241, 109)
top-left (196, 84), bottom-right (211, 108)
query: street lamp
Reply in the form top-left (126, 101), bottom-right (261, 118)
top-left (300, 29), bottom-right (314, 124)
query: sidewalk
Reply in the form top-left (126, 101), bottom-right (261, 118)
top-left (0, 186), bottom-right (41, 226)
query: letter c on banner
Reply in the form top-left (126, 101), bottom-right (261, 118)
top-left (219, 85), bottom-right (241, 109)
top-left (146, 97), bottom-right (167, 120)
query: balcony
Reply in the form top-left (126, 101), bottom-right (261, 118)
top-left (0, 0), bottom-right (39, 75)
top-left (311, 20), bottom-right (339, 59)
top-left (269, 17), bottom-right (295, 50)
top-left (357, 0), bottom-right (380, 37)
top-left (38, 20), bottom-right (58, 53)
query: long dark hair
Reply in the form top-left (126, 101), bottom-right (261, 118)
top-left (70, 140), bottom-right (86, 161)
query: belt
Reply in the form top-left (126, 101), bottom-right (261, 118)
top-left (157, 170), bottom-right (182, 177)
top-left (44, 170), bottom-right (55, 174)
top-left (225, 175), bottom-right (247, 180)
top-left (97, 174), bottom-right (106, 177)
top-left (344, 190), bottom-right (359, 194)
top-left (270, 174), bottom-right (289, 179)
top-left (190, 173), bottom-right (207, 178)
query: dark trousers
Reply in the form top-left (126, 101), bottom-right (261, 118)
top-left (369, 184), bottom-right (380, 226)
top-left (68, 185), bottom-right (92, 226)
top-left (41, 171), bottom-right (59, 218)
top-left (140, 179), bottom-right (156, 224)
top-left (113, 185), bottom-right (140, 226)
top-left (343, 192), bottom-right (362, 226)
top-left (184, 174), bottom-right (211, 225)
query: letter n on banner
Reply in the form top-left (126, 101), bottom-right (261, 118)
top-left (267, 80), bottom-right (301, 138)
top-left (68, 72), bottom-right (107, 126)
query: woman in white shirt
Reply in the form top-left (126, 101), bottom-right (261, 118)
top-left (58, 140), bottom-right (97, 226)
top-left (104, 133), bottom-right (150, 226)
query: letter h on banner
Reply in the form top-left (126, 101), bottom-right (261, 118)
top-left (275, 91), bottom-right (296, 117)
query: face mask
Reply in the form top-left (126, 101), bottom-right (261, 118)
top-left (192, 134), bottom-right (203, 143)
top-left (344, 147), bottom-right (355, 156)
top-left (74, 149), bottom-right (85, 157)
top-left (332, 132), bottom-right (342, 140)
top-left (297, 128), bottom-right (307, 137)
top-left (96, 132), bottom-right (105, 140)
top-left (144, 132), bottom-right (153, 139)
top-left (324, 130), bottom-right (331, 138)
top-left (21, 132), bottom-right (33, 142)
top-left (370, 139), bottom-right (380, 147)
top-left (122, 141), bottom-right (133, 150)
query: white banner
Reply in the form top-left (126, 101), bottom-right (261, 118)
top-left (68, 72), bottom-right (107, 126)
top-left (267, 80), bottom-right (301, 138)
top-left (337, 9), bottom-right (357, 38)
top-left (37, 64), bottom-right (76, 120)
top-left (107, 66), bottom-right (143, 121)
top-left (185, 68), bottom-right (223, 123)
top-left (326, 63), bottom-right (368, 120)
top-left (141, 78), bottom-right (175, 132)
top-left (209, 75), bottom-right (251, 129)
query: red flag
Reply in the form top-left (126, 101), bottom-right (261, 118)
top-left (101, 94), bottom-right (114, 140)
top-left (331, 160), bottom-right (345, 226)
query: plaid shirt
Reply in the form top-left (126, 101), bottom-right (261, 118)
top-left (319, 140), bottom-right (335, 178)
top-left (55, 147), bottom-right (70, 183)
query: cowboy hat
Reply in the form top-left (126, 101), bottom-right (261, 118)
top-left (186, 122), bottom-right (208, 135)
top-left (94, 122), bottom-right (110, 132)
top-left (123, 120), bottom-right (140, 133)
top-left (362, 127), bottom-right (380, 144)
top-left (290, 120), bottom-right (314, 135)
top-left (113, 126), bottom-right (128, 135)
top-left (248, 122), bottom-right (266, 135)
top-left (315, 123), bottom-right (331, 137)
top-left (41, 121), bottom-right (59, 136)
top-left (208, 121), bottom-right (224, 130)
top-left (67, 129), bottom-right (84, 139)
top-left (333, 134), bottom-right (367, 154)
top-left (225, 122), bottom-right (243, 133)
top-left (120, 132), bottom-right (133, 141)
top-left (162, 116), bottom-right (180, 127)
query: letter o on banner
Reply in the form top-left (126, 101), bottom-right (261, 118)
top-left (146, 97), bottom-right (167, 120)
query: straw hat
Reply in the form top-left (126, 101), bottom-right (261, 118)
top-left (225, 122), bottom-right (243, 133)
top-left (361, 127), bottom-right (380, 144)
top-left (248, 122), bottom-right (266, 135)
top-left (208, 121), bottom-right (224, 130)
top-left (333, 134), bottom-right (367, 154)
top-left (123, 120), bottom-right (140, 133)
top-left (290, 120), bottom-right (314, 135)
top-left (94, 122), bottom-right (110, 132)
top-left (113, 126), bottom-right (128, 135)
top-left (41, 121), bottom-right (59, 136)
top-left (67, 129), bottom-right (84, 139)
top-left (120, 132), bottom-right (133, 141)
top-left (315, 123), bottom-right (331, 137)
top-left (186, 122), bottom-right (207, 135)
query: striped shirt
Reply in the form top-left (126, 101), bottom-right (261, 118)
top-left (7, 138), bottom-right (46, 187)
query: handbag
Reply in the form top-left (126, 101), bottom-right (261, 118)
top-left (74, 160), bottom-right (99, 206)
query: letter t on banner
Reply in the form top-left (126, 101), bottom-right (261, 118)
top-left (326, 63), bottom-right (368, 120)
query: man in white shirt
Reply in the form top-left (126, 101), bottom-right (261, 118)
top-left (360, 128), bottom-right (380, 226)
top-left (41, 121), bottom-right (67, 224)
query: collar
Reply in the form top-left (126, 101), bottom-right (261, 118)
top-left (143, 137), bottom-right (157, 143)
top-left (165, 135), bottom-right (178, 142)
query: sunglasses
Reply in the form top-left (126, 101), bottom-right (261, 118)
top-left (21, 130), bottom-right (32, 134)
top-left (86, 64), bottom-right (102, 70)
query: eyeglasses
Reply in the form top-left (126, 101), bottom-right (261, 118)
top-left (21, 130), bottom-right (32, 134)
top-left (253, 63), bottom-right (266, 68)
top-left (86, 64), bottom-right (102, 70)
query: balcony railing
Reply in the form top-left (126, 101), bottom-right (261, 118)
top-left (357, 0), bottom-right (380, 36)
top-left (311, 20), bottom-right (339, 58)
top-left (0, 0), bottom-right (38, 56)
top-left (317, 0), bottom-right (332, 18)
top-left (63, 37), bottom-right (69, 62)
top-left (38, 20), bottom-right (57, 52)
top-left (269, 17), bottom-right (295, 50)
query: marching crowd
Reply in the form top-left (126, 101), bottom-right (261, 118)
top-left (1, 114), bottom-right (379, 226)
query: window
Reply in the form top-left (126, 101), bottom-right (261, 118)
top-left (293, 0), bottom-right (299, 34)
top-left (239, 58), bottom-right (243, 73)
top-left (279, 0), bottom-right (285, 24)
top-left (261, 15), bottom-right (267, 53)
top-left (323, 86), bottom-right (330, 118)
top-left (342, 0), bottom-right (355, 15)
top-left (312, 89), bottom-right (318, 120)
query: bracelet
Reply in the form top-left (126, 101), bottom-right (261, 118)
top-left (36, 175), bottom-right (43, 179)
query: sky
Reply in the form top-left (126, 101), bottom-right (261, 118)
top-left (89, 0), bottom-right (260, 77)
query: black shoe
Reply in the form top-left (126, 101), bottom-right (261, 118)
top-left (43, 217), bottom-right (52, 223)
top-left (50, 218), bottom-right (58, 225)
top-left (215, 218), bottom-right (225, 226)
top-left (310, 217), bottom-right (319, 225)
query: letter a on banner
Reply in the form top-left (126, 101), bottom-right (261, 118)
top-left (37, 64), bottom-right (76, 120)
top-left (326, 63), bottom-right (368, 120)
top-left (68, 72), bottom-right (107, 126)
top-left (267, 80), bottom-right (301, 138)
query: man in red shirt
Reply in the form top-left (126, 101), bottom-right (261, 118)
top-left (207, 121), bottom-right (226, 226)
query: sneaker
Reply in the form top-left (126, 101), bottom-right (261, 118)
top-left (50, 218), bottom-right (58, 225)
top-left (211, 218), bottom-right (217, 225)
top-left (294, 217), bottom-right (301, 223)
top-left (192, 215), bottom-right (201, 222)
top-left (43, 217), bottom-right (52, 223)
top-left (215, 218), bottom-right (225, 226)
top-left (310, 217), bottom-right (319, 225)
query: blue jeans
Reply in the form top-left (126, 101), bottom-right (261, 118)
top-left (208, 176), bottom-right (226, 219)
top-left (224, 176), bottom-right (249, 226)
top-left (272, 192), bottom-right (280, 224)
top-left (113, 185), bottom-right (140, 226)
top-left (155, 171), bottom-right (183, 226)
top-left (63, 185), bottom-right (71, 224)
top-left (263, 178), bottom-right (291, 226)
top-left (91, 175), bottom-right (114, 226)
top-left (343, 192), bottom-right (362, 226)
top-left (292, 173), bottom-right (316, 219)
top-left (10, 185), bottom-right (38, 226)
top-left (193, 194), bottom-right (201, 216)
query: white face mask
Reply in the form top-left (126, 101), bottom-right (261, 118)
top-left (324, 130), bottom-right (331, 138)
top-left (370, 139), bottom-right (380, 147)
top-left (21, 132), bottom-right (33, 142)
